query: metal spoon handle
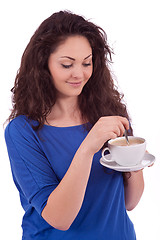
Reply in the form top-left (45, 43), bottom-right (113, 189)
top-left (124, 129), bottom-right (129, 145)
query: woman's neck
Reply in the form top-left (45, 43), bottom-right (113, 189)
top-left (46, 97), bottom-right (84, 127)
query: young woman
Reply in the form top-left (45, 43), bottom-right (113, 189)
top-left (5, 11), bottom-right (144, 239)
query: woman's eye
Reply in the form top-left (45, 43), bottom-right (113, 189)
top-left (83, 63), bottom-right (91, 67)
top-left (62, 64), bottom-right (72, 69)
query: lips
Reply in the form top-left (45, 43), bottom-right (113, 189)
top-left (66, 81), bottom-right (82, 87)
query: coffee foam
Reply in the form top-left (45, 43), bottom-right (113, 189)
top-left (111, 138), bottom-right (144, 146)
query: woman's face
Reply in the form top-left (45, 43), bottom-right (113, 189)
top-left (48, 35), bottom-right (93, 99)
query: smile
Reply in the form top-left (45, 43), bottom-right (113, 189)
top-left (66, 81), bottom-right (82, 87)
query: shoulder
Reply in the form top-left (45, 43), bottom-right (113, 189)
top-left (5, 115), bottom-right (38, 142)
top-left (5, 115), bottom-right (30, 133)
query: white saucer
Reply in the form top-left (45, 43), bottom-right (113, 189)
top-left (100, 152), bottom-right (155, 172)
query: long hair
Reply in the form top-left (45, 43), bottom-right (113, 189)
top-left (8, 10), bottom-right (132, 134)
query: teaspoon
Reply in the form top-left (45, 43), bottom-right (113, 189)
top-left (124, 129), bottom-right (130, 145)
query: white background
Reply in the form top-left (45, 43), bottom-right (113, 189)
top-left (0, 0), bottom-right (159, 239)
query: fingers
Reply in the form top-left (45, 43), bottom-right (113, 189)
top-left (111, 116), bottom-right (129, 137)
top-left (117, 116), bottom-right (130, 131)
top-left (112, 124), bottom-right (124, 138)
top-left (116, 121), bottom-right (125, 137)
top-left (107, 131), bottom-right (118, 140)
top-left (98, 116), bottom-right (129, 139)
top-left (148, 163), bottom-right (154, 167)
top-left (85, 116), bottom-right (130, 154)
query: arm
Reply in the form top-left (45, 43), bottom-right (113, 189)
top-left (42, 116), bottom-right (129, 230)
top-left (124, 170), bottom-right (144, 211)
top-left (42, 142), bottom-right (94, 231)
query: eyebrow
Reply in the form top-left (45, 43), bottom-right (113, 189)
top-left (60, 54), bottom-right (92, 61)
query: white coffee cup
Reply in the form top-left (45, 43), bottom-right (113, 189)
top-left (102, 136), bottom-right (146, 167)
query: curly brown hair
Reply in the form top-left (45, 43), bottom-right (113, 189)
top-left (8, 10), bottom-right (132, 134)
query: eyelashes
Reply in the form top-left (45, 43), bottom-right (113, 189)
top-left (61, 63), bottom-right (92, 69)
top-left (61, 64), bottom-right (72, 69)
top-left (83, 63), bottom-right (92, 67)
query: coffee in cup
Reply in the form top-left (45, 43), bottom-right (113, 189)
top-left (102, 136), bottom-right (146, 167)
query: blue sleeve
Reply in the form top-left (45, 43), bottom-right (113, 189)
top-left (5, 117), bottom-right (59, 215)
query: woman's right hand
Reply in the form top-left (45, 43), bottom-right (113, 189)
top-left (83, 116), bottom-right (130, 155)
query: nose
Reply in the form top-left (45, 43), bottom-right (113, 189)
top-left (71, 66), bottom-right (84, 79)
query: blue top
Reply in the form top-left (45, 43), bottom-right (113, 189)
top-left (5, 115), bottom-right (136, 240)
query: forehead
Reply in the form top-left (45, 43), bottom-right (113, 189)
top-left (53, 35), bottom-right (92, 59)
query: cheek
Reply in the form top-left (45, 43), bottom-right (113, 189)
top-left (50, 67), bottom-right (70, 84)
top-left (85, 67), bottom-right (93, 80)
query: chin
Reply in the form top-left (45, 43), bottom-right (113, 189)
top-left (68, 87), bottom-right (84, 97)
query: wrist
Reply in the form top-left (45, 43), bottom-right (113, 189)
top-left (78, 139), bottom-right (95, 159)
